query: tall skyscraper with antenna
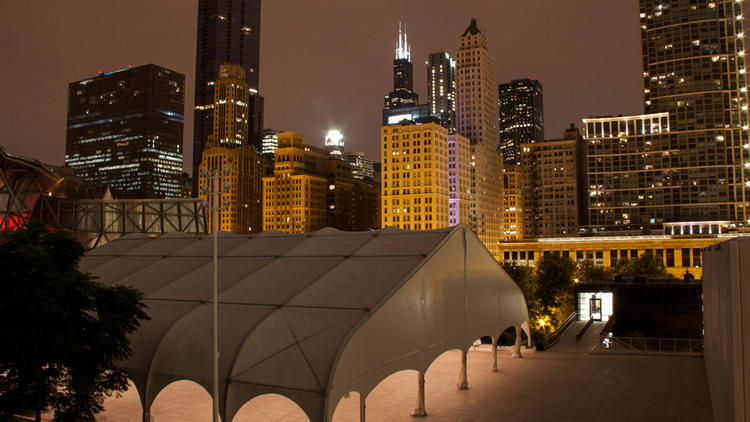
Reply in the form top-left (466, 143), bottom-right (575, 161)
top-left (385, 22), bottom-right (419, 110)
top-left (383, 22), bottom-right (430, 126)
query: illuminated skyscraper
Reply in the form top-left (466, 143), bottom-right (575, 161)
top-left (261, 128), bottom-right (279, 156)
top-left (427, 51), bottom-right (457, 132)
top-left (212, 64), bottom-right (250, 146)
top-left (448, 133), bottom-right (471, 227)
top-left (584, 1), bottom-right (750, 232)
top-left (456, 18), bottom-right (504, 258)
top-left (521, 125), bottom-right (587, 238)
top-left (198, 63), bottom-right (263, 234)
top-left (263, 132), bottom-right (379, 233)
top-left (384, 22), bottom-right (419, 110)
top-left (324, 130), bottom-right (345, 156)
top-left (498, 78), bottom-right (544, 165)
top-left (193, 0), bottom-right (262, 195)
top-left (65, 64), bottom-right (184, 199)
top-left (383, 22), bottom-right (432, 126)
top-left (381, 122), bottom-right (451, 230)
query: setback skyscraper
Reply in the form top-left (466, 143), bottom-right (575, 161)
top-left (456, 18), bottom-right (504, 258)
top-left (66, 64), bottom-right (184, 199)
top-left (193, 0), bottom-right (262, 195)
top-left (427, 51), bottom-right (457, 132)
top-left (498, 78), bottom-right (544, 165)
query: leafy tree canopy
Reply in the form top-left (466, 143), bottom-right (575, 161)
top-left (0, 221), bottom-right (149, 421)
top-left (534, 253), bottom-right (576, 312)
top-left (613, 252), bottom-right (670, 279)
top-left (576, 259), bottom-right (614, 283)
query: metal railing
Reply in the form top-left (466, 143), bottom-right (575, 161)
top-left (575, 318), bottom-right (594, 342)
top-left (539, 311), bottom-right (578, 351)
top-left (600, 336), bottom-right (703, 354)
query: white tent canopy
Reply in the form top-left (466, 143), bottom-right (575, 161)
top-left (79, 225), bottom-right (529, 422)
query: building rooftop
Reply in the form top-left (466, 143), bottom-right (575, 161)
top-left (462, 18), bottom-right (481, 36)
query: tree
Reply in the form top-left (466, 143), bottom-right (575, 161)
top-left (502, 262), bottom-right (534, 301)
top-left (575, 260), bottom-right (614, 283)
top-left (614, 252), bottom-right (669, 279)
top-left (0, 221), bottom-right (149, 421)
top-left (534, 253), bottom-right (576, 330)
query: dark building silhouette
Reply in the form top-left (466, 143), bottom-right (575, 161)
top-left (65, 64), bottom-right (184, 199)
top-left (498, 78), bottom-right (544, 165)
top-left (427, 51), bottom-right (457, 132)
top-left (193, 0), bottom-right (262, 195)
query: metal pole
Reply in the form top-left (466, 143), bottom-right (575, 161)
top-left (212, 171), bottom-right (220, 422)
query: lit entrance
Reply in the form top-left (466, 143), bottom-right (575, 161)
top-left (577, 292), bottom-right (613, 321)
top-left (590, 298), bottom-right (602, 321)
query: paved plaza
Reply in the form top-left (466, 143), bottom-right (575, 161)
top-left (96, 341), bottom-right (713, 422)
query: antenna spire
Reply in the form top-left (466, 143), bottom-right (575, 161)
top-left (395, 21), bottom-right (411, 61)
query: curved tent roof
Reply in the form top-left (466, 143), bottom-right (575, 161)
top-left (80, 225), bottom-right (529, 422)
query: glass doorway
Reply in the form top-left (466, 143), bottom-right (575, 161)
top-left (590, 298), bottom-right (602, 321)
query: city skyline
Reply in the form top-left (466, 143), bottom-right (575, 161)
top-left (4, 1), bottom-right (649, 173)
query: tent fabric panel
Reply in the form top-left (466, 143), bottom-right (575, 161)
top-left (148, 257), bottom-right (273, 301)
top-left (282, 231), bottom-right (373, 257)
top-left (222, 236), bottom-right (307, 257)
top-left (145, 303), bottom-right (276, 405)
top-left (351, 230), bottom-right (450, 257)
top-left (77, 256), bottom-right (115, 273)
top-left (286, 257), bottom-right (423, 309)
top-left (229, 311), bottom-right (299, 378)
top-left (465, 229), bottom-right (528, 335)
top-left (232, 344), bottom-right (323, 392)
top-left (295, 313), bottom-right (364, 391)
top-left (218, 257), bottom-right (343, 304)
top-left (82, 257), bottom-right (162, 286)
top-left (84, 236), bottom-right (151, 256)
top-left (115, 257), bottom-right (212, 295)
top-left (170, 236), bottom-right (250, 257)
top-left (281, 308), bottom-right (364, 343)
top-left (120, 238), bottom-right (199, 256)
top-left (123, 300), bottom-right (201, 398)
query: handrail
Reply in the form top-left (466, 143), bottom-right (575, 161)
top-left (575, 318), bottom-right (594, 342)
top-left (600, 335), bottom-right (703, 354)
top-left (539, 311), bottom-right (578, 351)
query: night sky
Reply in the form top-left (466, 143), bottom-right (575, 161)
top-left (1, 0), bottom-right (647, 174)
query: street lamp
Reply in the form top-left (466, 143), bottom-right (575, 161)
top-left (200, 165), bottom-right (231, 422)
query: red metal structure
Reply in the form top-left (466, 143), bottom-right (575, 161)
top-left (0, 146), bottom-right (61, 231)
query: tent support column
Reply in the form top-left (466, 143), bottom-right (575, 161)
top-left (512, 325), bottom-right (523, 358)
top-left (360, 393), bottom-right (366, 422)
top-left (490, 336), bottom-right (499, 372)
top-left (411, 372), bottom-right (427, 416)
top-left (142, 410), bottom-right (151, 422)
top-left (457, 350), bottom-right (468, 389)
top-left (523, 321), bottom-right (532, 348)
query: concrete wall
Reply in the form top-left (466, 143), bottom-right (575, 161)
top-left (703, 238), bottom-right (750, 422)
